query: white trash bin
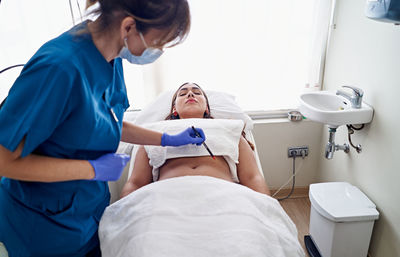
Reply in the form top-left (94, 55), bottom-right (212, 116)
top-left (308, 182), bottom-right (379, 257)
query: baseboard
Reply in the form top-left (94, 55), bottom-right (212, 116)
top-left (270, 186), bottom-right (309, 199)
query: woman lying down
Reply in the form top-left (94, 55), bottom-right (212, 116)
top-left (99, 83), bottom-right (305, 257)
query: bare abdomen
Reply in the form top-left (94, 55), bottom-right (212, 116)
top-left (158, 156), bottom-right (234, 182)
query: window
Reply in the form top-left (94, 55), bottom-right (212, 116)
top-left (124, 0), bottom-right (334, 111)
top-left (0, 0), bottom-right (334, 112)
top-left (0, 0), bottom-right (85, 102)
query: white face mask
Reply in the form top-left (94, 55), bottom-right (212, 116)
top-left (119, 32), bottom-right (164, 65)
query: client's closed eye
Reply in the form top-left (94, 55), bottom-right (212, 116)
top-left (178, 87), bottom-right (203, 97)
top-left (179, 92), bottom-right (201, 96)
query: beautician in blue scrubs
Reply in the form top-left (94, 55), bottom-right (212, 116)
top-left (0, 0), bottom-right (204, 256)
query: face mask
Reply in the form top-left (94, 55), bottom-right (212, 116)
top-left (119, 32), bottom-right (164, 65)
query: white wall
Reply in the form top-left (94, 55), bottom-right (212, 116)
top-left (252, 119), bottom-right (323, 190)
top-left (318, 0), bottom-right (400, 256)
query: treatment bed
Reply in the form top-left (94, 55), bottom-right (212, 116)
top-left (103, 90), bottom-right (305, 257)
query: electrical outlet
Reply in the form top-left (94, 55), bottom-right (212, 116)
top-left (288, 146), bottom-right (309, 158)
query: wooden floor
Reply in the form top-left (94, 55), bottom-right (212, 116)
top-left (279, 197), bottom-right (311, 256)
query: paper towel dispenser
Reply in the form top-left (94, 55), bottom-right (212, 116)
top-left (365, 0), bottom-right (400, 23)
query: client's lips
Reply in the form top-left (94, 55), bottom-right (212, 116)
top-left (186, 98), bottom-right (197, 103)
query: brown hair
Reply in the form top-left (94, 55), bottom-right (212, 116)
top-left (85, 0), bottom-right (190, 48)
top-left (165, 82), bottom-right (255, 151)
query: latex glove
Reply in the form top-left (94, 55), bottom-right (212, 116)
top-left (89, 153), bottom-right (131, 181)
top-left (161, 127), bottom-right (206, 147)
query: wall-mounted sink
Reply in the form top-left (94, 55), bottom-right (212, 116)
top-left (298, 91), bottom-right (373, 128)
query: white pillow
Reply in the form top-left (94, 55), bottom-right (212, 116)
top-left (131, 90), bottom-right (253, 131)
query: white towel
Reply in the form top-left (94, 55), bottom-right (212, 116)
top-left (143, 119), bottom-right (244, 182)
top-left (99, 176), bottom-right (305, 257)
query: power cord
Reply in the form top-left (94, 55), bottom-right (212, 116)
top-left (0, 64), bottom-right (24, 74)
top-left (272, 149), bottom-right (305, 201)
top-left (69, 0), bottom-right (84, 26)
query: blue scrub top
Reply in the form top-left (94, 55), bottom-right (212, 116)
top-left (0, 21), bottom-right (129, 256)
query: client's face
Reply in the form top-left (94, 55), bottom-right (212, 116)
top-left (174, 83), bottom-right (208, 119)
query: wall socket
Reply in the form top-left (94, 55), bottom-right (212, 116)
top-left (288, 146), bottom-right (309, 158)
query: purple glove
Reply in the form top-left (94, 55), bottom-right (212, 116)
top-left (161, 127), bottom-right (206, 147)
top-left (88, 153), bottom-right (131, 181)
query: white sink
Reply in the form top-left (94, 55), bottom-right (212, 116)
top-left (298, 91), bottom-right (373, 128)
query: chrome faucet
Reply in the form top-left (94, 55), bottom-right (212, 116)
top-left (336, 85), bottom-right (364, 109)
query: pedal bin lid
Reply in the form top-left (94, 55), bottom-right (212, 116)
top-left (309, 182), bottom-right (379, 222)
